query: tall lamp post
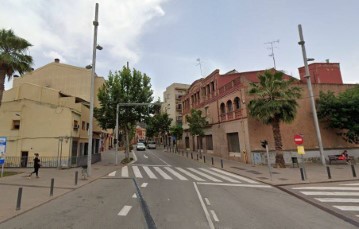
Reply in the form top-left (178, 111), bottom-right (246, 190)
top-left (87, 3), bottom-right (101, 176)
top-left (298, 24), bottom-right (326, 166)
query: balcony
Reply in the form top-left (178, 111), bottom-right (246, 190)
top-left (220, 114), bottom-right (226, 122)
top-left (235, 109), bottom-right (243, 118)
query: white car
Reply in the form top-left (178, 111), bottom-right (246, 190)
top-left (147, 141), bottom-right (156, 149)
top-left (136, 142), bottom-right (146, 151)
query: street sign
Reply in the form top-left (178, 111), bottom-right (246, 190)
top-left (294, 135), bottom-right (303, 145)
top-left (297, 146), bottom-right (305, 155)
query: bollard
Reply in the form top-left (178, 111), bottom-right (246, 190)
top-left (300, 168), bottom-right (305, 181)
top-left (326, 166), bottom-right (332, 179)
top-left (50, 178), bottom-right (54, 196)
top-left (75, 171), bottom-right (78, 186)
top-left (351, 164), bottom-right (357, 178)
top-left (204, 156), bottom-right (206, 163)
top-left (197, 154), bottom-right (199, 160)
top-left (191, 153), bottom-right (193, 160)
top-left (221, 159), bottom-right (223, 168)
top-left (16, 187), bottom-right (23, 211)
top-left (211, 157), bottom-right (214, 165)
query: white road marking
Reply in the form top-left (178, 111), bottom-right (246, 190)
top-left (315, 198), bottom-right (359, 203)
top-left (188, 168), bottom-right (222, 182)
top-left (199, 168), bottom-right (241, 183)
top-left (176, 167), bottom-right (205, 181)
top-left (149, 151), bottom-right (170, 165)
top-left (211, 168), bottom-right (258, 184)
top-left (108, 171), bottom-right (116, 177)
top-left (132, 166), bottom-right (143, 178)
top-left (293, 187), bottom-right (359, 191)
top-left (144, 155), bottom-right (148, 159)
top-left (132, 193), bottom-right (137, 198)
top-left (121, 166), bottom-right (129, 177)
top-left (301, 191), bottom-right (359, 196)
top-left (210, 210), bottom-right (219, 222)
top-left (141, 183), bottom-right (148, 188)
top-left (205, 198), bottom-right (211, 206)
top-left (118, 205), bottom-right (132, 216)
top-left (164, 167), bottom-right (188, 181)
top-left (143, 166), bottom-right (158, 179)
top-left (197, 183), bottom-right (271, 188)
top-left (193, 182), bottom-right (215, 229)
top-left (154, 167), bottom-right (172, 180)
top-left (342, 183), bottom-right (359, 186)
top-left (131, 164), bottom-right (170, 167)
top-left (333, 206), bottom-right (359, 211)
top-left (129, 151), bottom-right (138, 165)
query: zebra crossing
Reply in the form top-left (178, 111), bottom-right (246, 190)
top-left (293, 183), bottom-right (359, 216)
top-left (107, 165), bottom-right (259, 184)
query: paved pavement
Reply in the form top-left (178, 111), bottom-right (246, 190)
top-left (1, 146), bottom-right (358, 227)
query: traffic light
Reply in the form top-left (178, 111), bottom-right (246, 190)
top-left (260, 140), bottom-right (268, 149)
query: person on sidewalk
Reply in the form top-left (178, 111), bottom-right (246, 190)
top-left (29, 153), bottom-right (41, 178)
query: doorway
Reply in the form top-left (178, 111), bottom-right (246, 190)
top-left (21, 151), bottom-right (29, 167)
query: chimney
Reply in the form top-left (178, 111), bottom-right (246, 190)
top-left (54, 58), bottom-right (60, 63)
top-left (325, 59), bottom-right (330, 63)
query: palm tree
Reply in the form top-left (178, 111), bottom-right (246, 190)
top-left (0, 29), bottom-right (33, 107)
top-left (248, 70), bottom-right (301, 168)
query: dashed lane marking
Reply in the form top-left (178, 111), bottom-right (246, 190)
top-left (132, 193), bottom-right (137, 198)
top-left (141, 183), bottom-right (148, 188)
top-left (118, 205), bottom-right (132, 216)
top-left (210, 210), bottom-right (219, 222)
top-left (205, 198), bottom-right (211, 206)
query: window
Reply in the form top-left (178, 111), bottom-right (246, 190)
top-left (73, 120), bottom-right (79, 130)
top-left (227, 100), bottom-right (233, 112)
top-left (204, 106), bottom-right (209, 116)
top-left (12, 120), bottom-right (20, 129)
top-left (234, 97), bottom-right (241, 110)
top-left (86, 123), bottom-right (89, 130)
top-left (220, 103), bottom-right (226, 114)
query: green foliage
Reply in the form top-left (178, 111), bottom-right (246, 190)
top-left (186, 109), bottom-right (207, 137)
top-left (146, 113), bottom-right (172, 138)
top-left (170, 125), bottom-right (183, 140)
top-left (0, 29), bottom-right (33, 106)
top-left (317, 86), bottom-right (359, 144)
top-left (248, 70), bottom-right (302, 125)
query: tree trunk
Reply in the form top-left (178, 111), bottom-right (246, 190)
top-left (272, 118), bottom-right (285, 168)
top-left (0, 70), bottom-right (6, 107)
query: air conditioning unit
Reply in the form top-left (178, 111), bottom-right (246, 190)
top-left (73, 124), bottom-right (80, 129)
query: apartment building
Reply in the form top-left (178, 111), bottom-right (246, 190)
top-left (182, 64), bottom-right (358, 163)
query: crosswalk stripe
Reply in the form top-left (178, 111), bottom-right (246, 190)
top-left (294, 187), bottom-right (359, 191)
top-left (187, 168), bottom-right (222, 182)
top-left (176, 167), bottom-right (205, 181)
top-left (333, 206), bottom-right (359, 211)
top-left (108, 171), bottom-right (116, 177)
top-left (315, 198), bottom-right (359, 203)
top-left (132, 166), bottom-right (143, 178)
top-left (341, 183), bottom-right (359, 186)
top-left (210, 168), bottom-right (258, 184)
top-left (143, 166), bottom-right (157, 179)
top-left (301, 191), bottom-right (359, 196)
top-left (154, 167), bottom-right (172, 180)
top-left (164, 167), bottom-right (188, 180)
top-left (199, 168), bottom-right (241, 183)
top-left (122, 166), bottom-right (129, 177)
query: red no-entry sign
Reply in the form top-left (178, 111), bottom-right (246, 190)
top-left (294, 135), bottom-right (304, 145)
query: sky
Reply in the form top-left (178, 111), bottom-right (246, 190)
top-left (1, 0), bottom-right (358, 100)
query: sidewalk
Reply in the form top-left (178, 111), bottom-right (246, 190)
top-left (171, 149), bottom-right (359, 186)
top-left (0, 150), bottom-right (127, 223)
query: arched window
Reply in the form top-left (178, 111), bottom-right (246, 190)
top-left (220, 103), bottom-right (226, 114)
top-left (234, 97), bottom-right (240, 110)
top-left (227, 100), bottom-right (233, 112)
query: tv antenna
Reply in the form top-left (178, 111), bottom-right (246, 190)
top-left (196, 58), bottom-right (203, 76)
top-left (264, 39), bottom-right (280, 69)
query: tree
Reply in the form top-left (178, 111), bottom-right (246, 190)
top-left (186, 109), bottom-right (207, 155)
top-left (170, 125), bottom-right (183, 151)
top-left (317, 86), bottom-right (359, 144)
top-left (95, 65), bottom-right (153, 158)
top-left (0, 29), bottom-right (33, 107)
top-left (145, 113), bottom-right (172, 143)
top-left (248, 70), bottom-right (301, 168)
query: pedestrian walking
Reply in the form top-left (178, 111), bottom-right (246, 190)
top-left (29, 153), bottom-right (41, 178)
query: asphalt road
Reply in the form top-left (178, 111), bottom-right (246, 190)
top-left (1, 147), bottom-right (357, 229)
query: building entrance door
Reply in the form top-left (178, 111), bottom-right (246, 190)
top-left (21, 151), bottom-right (29, 167)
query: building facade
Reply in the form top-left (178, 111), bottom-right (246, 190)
top-left (181, 64), bottom-right (358, 164)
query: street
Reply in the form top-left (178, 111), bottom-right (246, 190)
top-left (1, 148), bottom-right (357, 229)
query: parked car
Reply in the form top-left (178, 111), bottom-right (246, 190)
top-left (136, 142), bottom-right (146, 151)
top-left (147, 141), bottom-right (156, 149)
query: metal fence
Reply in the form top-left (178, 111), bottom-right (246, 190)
top-left (3, 154), bottom-right (101, 168)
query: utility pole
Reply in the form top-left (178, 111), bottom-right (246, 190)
top-left (87, 3), bottom-right (99, 176)
top-left (265, 40), bottom-right (279, 69)
top-left (115, 103), bottom-right (119, 165)
top-left (297, 24), bottom-right (326, 166)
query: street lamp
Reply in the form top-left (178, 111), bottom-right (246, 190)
top-left (87, 3), bottom-right (101, 176)
top-left (297, 24), bottom-right (326, 166)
